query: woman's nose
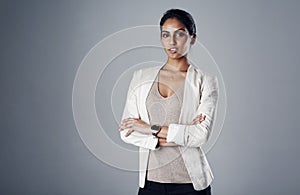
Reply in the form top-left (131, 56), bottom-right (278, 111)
top-left (169, 35), bottom-right (176, 45)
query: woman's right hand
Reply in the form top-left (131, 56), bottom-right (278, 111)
top-left (159, 114), bottom-right (206, 147)
top-left (191, 113), bottom-right (206, 125)
top-left (158, 138), bottom-right (178, 147)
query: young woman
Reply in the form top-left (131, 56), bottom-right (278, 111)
top-left (119, 8), bottom-right (218, 195)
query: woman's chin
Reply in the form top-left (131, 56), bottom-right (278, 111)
top-left (168, 54), bottom-right (185, 59)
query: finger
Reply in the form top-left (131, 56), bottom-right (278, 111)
top-left (119, 124), bottom-right (126, 131)
top-left (193, 121), bottom-right (199, 125)
top-left (159, 138), bottom-right (167, 144)
top-left (192, 117), bottom-right (198, 123)
top-left (194, 117), bottom-right (200, 121)
top-left (126, 118), bottom-right (139, 121)
top-left (192, 114), bottom-right (206, 124)
top-left (192, 117), bottom-right (200, 124)
top-left (195, 114), bottom-right (202, 120)
top-left (119, 125), bottom-right (123, 131)
top-left (195, 114), bottom-right (201, 119)
top-left (199, 115), bottom-right (206, 122)
top-left (125, 129), bottom-right (134, 137)
top-left (125, 120), bottom-right (134, 128)
top-left (122, 118), bottom-right (134, 123)
top-left (119, 121), bottom-right (133, 130)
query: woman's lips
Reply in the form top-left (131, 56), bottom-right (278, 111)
top-left (168, 47), bottom-right (178, 54)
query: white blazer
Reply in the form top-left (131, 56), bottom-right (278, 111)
top-left (120, 63), bottom-right (219, 191)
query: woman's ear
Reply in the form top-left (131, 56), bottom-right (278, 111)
top-left (190, 34), bottom-right (197, 45)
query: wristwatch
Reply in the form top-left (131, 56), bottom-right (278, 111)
top-left (151, 124), bottom-right (161, 137)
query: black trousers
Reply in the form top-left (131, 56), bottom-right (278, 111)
top-left (137, 180), bottom-right (211, 195)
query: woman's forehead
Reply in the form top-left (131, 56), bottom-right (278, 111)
top-left (161, 18), bottom-right (187, 32)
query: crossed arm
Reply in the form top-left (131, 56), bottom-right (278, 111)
top-left (119, 114), bottom-right (206, 147)
top-left (118, 71), bottom-right (219, 150)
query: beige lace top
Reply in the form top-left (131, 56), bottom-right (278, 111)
top-left (145, 75), bottom-right (192, 183)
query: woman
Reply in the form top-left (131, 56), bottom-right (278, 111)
top-left (119, 8), bottom-right (218, 195)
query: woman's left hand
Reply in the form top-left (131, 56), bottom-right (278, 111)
top-left (158, 138), bottom-right (178, 147)
top-left (119, 117), bottom-right (152, 137)
top-left (191, 113), bottom-right (206, 125)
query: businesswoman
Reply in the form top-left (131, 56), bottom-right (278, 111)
top-left (119, 8), bottom-right (219, 195)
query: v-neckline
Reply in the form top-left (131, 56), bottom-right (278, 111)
top-left (155, 73), bottom-right (186, 100)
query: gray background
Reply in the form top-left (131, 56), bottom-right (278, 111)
top-left (0, 0), bottom-right (299, 195)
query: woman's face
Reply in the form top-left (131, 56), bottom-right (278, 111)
top-left (161, 18), bottom-right (195, 59)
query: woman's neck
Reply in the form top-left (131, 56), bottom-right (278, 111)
top-left (163, 56), bottom-right (190, 72)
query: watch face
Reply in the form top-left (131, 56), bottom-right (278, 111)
top-left (151, 125), bottom-right (160, 131)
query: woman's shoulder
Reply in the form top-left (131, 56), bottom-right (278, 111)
top-left (189, 64), bottom-right (213, 80)
top-left (128, 65), bottom-right (161, 87)
top-left (131, 65), bottom-right (161, 81)
top-left (189, 64), bottom-right (218, 88)
top-left (131, 64), bottom-right (217, 86)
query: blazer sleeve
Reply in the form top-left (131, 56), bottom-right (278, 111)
top-left (119, 70), bottom-right (159, 150)
top-left (166, 74), bottom-right (219, 147)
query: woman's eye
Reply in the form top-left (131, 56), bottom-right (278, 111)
top-left (176, 32), bottom-right (186, 37)
top-left (162, 34), bottom-right (169, 38)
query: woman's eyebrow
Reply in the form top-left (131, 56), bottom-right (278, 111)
top-left (161, 28), bottom-right (187, 33)
top-left (176, 28), bottom-right (186, 32)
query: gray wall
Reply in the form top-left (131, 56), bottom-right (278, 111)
top-left (0, 0), bottom-right (299, 194)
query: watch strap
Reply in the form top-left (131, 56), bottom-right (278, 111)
top-left (151, 124), bottom-right (161, 137)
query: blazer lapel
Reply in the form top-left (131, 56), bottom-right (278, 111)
top-left (137, 64), bottom-right (163, 124)
top-left (137, 63), bottom-right (199, 125)
top-left (179, 64), bottom-right (199, 124)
